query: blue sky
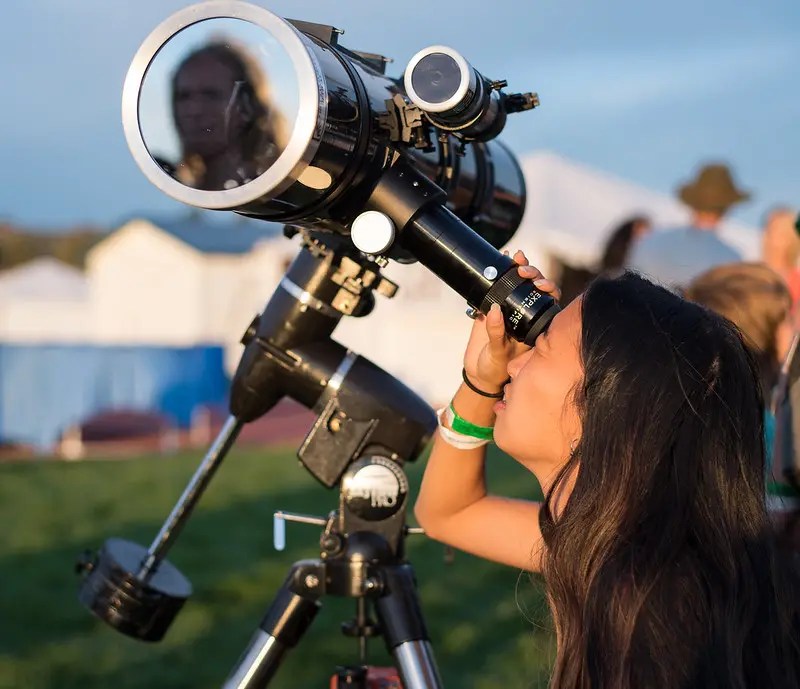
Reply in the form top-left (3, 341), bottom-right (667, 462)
top-left (1, 0), bottom-right (797, 231)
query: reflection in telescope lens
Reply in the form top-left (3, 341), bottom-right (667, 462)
top-left (410, 53), bottom-right (463, 105)
top-left (138, 17), bottom-right (300, 192)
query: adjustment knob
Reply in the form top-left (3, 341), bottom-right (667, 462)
top-left (350, 211), bottom-right (396, 255)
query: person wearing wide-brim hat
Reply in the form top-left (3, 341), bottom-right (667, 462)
top-left (678, 163), bottom-right (751, 214)
top-left (628, 162), bottom-right (750, 290)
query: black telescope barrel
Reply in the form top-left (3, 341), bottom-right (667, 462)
top-left (366, 157), bottom-right (560, 345)
top-left (404, 204), bottom-right (559, 344)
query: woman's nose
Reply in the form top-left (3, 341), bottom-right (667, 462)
top-left (507, 349), bottom-right (533, 378)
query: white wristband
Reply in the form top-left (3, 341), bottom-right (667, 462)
top-left (436, 407), bottom-right (490, 450)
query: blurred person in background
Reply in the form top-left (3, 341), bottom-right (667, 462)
top-left (628, 163), bottom-right (748, 290)
top-left (762, 206), bottom-right (800, 306)
top-left (599, 215), bottom-right (652, 276)
top-left (685, 262), bottom-right (793, 471)
top-left (757, 211), bottom-right (800, 547)
top-left (416, 252), bottom-right (800, 689)
top-left (158, 41), bottom-right (287, 191)
top-left (554, 216), bottom-right (652, 305)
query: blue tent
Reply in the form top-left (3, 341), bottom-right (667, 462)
top-left (0, 344), bottom-right (229, 450)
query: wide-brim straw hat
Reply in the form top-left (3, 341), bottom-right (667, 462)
top-left (678, 163), bottom-right (750, 214)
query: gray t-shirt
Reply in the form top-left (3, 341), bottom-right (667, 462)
top-left (627, 227), bottom-right (742, 289)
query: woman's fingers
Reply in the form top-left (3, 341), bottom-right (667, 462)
top-left (533, 278), bottom-right (562, 301)
top-left (485, 303), bottom-right (508, 353)
top-left (508, 262), bottom-right (562, 302)
top-left (517, 264), bottom-right (543, 281)
top-left (513, 249), bottom-right (529, 266)
top-left (468, 310), bottom-right (488, 340)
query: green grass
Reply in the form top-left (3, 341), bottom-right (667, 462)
top-left (0, 444), bottom-right (554, 689)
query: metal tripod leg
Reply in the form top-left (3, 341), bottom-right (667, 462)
top-left (375, 564), bottom-right (443, 689)
top-left (223, 560), bottom-right (323, 689)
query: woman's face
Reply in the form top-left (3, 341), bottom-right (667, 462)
top-left (173, 55), bottom-right (248, 159)
top-left (494, 298), bottom-right (584, 483)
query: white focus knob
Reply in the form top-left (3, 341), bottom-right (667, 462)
top-left (350, 211), bottom-right (396, 255)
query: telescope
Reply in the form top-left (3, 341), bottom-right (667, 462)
top-left (76, 3), bottom-right (557, 687)
top-left (123, 0), bottom-right (559, 343)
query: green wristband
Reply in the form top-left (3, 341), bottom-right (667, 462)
top-left (448, 403), bottom-right (494, 441)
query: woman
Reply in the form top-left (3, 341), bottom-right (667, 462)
top-left (415, 252), bottom-right (800, 688)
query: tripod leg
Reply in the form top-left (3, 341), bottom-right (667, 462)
top-left (223, 561), bottom-right (323, 689)
top-left (374, 564), bottom-right (444, 689)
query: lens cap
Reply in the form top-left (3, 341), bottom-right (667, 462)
top-left (410, 53), bottom-right (463, 105)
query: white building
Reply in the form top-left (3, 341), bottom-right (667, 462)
top-left (82, 212), bottom-right (476, 404)
top-left (86, 213), bottom-right (295, 372)
top-left (0, 257), bottom-right (91, 342)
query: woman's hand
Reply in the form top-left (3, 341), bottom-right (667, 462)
top-left (462, 250), bottom-right (561, 391)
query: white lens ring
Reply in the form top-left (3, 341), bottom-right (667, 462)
top-left (122, 0), bottom-right (327, 210)
top-left (404, 45), bottom-right (475, 114)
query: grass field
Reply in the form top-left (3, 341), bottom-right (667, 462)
top-left (0, 444), bottom-right (555, 689)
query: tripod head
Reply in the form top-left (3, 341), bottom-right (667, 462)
top-left (233, 228), bottom-right (434, 487)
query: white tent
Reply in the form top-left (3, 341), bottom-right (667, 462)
top-left (0, 256), bottom-right (87, 300)
top-left (86, 217), bottom-right (295, 371)
top-left (0, 257), bottom-right (91, 342)
top-left (516, 151), bottom-right (760, 270)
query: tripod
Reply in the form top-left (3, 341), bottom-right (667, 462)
top-left (77, 229), bottom-right (443, 688)
top-left (224, 461), bottom-right (440, 689)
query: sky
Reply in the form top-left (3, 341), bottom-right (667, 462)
top-left (1, 0), bottom-right (797, 231)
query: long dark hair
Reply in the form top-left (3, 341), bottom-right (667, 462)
top-left (539, 272), bottom-right (800, 689)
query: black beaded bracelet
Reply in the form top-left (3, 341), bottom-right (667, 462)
top-left (461, 368), bottom-right (507, 398)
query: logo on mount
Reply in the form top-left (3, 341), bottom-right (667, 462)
top-left (342, 456), bottom-right (408, 521)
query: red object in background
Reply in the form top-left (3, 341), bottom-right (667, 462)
top-left (329, 666), bottom-right (402, 688)
top-left (202, 398), bottom-right (316, 447)
top-left (786, 268), bottom-right (800, 307)
top-left (78, 409), bottom-right (171, 441)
